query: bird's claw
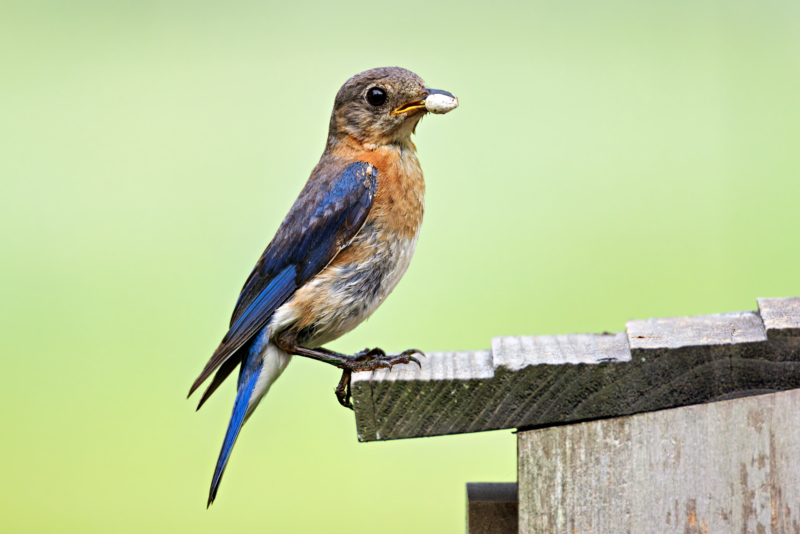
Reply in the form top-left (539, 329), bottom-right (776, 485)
top-left (400, 348), bottom-right (424, 368)
top-left (331, 348), bottom-right (426, 409)
top-left (335, 370), bottom-right (354, 410)
top-left (366, 348), bottom-right (426, 372)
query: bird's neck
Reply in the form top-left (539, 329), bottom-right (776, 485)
top-left (327, 133), bottom-right (417, 157)
top-left (328, 135), bottom-right (422, 188)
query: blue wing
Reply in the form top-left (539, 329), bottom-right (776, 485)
top-left (189, 159), bottom-right (378, 403)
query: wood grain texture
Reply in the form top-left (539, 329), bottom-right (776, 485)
top-left (352, 299), bottom-right (800, 442)
top-left (758, 297), bottom-right (800, 338)
top-left (517, 388), bottom-right (800, 534)
top-left (466, 483), bottom-right (518, 534)
top-left (351, 350), bottom-right (493, 442)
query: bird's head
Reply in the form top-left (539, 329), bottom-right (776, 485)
top-left (327, 67), bottom-right (457, 149)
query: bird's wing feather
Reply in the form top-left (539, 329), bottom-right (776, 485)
top-left (189, 160), bottom-right (378, 397)
top-left (207, 348), bottom-right (263, 507)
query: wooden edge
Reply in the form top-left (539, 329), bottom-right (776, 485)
top-left (758, 296), bottom-right (800, 339)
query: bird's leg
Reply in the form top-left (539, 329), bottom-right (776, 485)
top-left (276, 341), bottom-right (423, 409)
top-left (291, 345), bottom-right (424, 372)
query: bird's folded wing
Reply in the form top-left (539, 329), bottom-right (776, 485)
top-left (189, 159), bottom-right (379, 399)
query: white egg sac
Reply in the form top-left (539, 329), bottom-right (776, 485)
top-left (425, 93), bottom-right (459, 114)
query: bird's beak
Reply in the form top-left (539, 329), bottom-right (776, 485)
top-left (392, 88), bottom-right (456, 115)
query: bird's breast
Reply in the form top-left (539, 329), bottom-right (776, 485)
top-left (271, 144), bottom-right (425, 347)
top-left (359, 143), bottom-right (425, 240)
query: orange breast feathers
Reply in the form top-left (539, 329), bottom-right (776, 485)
top-left (358, 144), bottom-right (425, 240)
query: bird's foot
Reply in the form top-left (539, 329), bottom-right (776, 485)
top-left (348, 347), bottom-right (424, 371)
top-left (286, 344), bottom-right (424, 410)
top-left (335, 348), bottom-right (425, 410)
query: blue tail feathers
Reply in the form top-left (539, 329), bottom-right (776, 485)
top-left (207, 346), bottom-right (264, 507)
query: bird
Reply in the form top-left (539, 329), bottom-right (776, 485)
top-left (187, 67), bottom-right (458, 506)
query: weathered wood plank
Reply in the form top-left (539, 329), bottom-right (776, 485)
top-left (466, 483), bottom-right (518, 534)
top-left (758, 296), bottom-right (800, 338)
top-left (492, 332), bottom-right (632, 367)
top-left (626, 311), bottom-right (767, 349)
top-left (352, 301), bottom-right (800, 442)
top-left (517, 388), bottom-right (800, 534)
top-left (352, 333), bottom-right (635, 441)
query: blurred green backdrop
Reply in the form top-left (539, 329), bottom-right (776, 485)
top-left (2, 0), bottom-right (799, 532)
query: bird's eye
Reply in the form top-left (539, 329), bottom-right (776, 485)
top-left (366, 87), bottom-right (387, 107)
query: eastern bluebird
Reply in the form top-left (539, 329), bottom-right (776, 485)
top-left (187, 67), bottom-right (458, 506)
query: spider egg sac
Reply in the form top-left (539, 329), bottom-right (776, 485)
top-left (425, 93), bottom-right (459, 114)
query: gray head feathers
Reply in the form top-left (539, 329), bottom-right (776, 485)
top-left (328, 67), bottom-right (427, 147)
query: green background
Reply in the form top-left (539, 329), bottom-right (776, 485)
top-left (2, 1), bottom-right (799, 532)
